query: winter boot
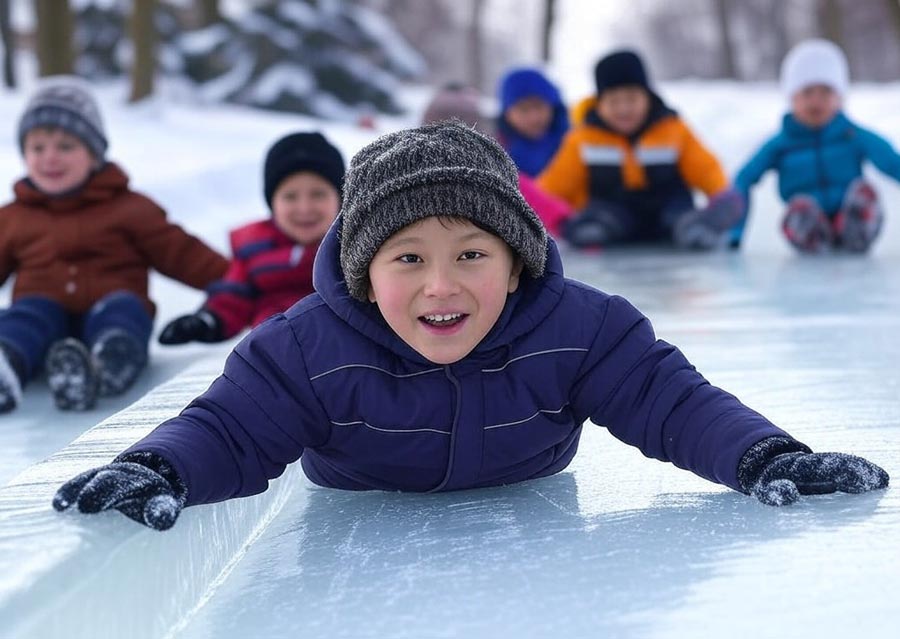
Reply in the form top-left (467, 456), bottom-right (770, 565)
top-left (46, 338), bottom-right (99, 411)
top-left (92, 328), bottom-right (147, 397)
top-left (673, 189), bottom-right (744, 250)
top-left (0, 343), bottom-right (26, 414)
top-left (782, 195), bottom-right (833, 253)
top-left (834, 179), bottom-right (883, 253)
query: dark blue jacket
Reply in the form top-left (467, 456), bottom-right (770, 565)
top-left (497, 68), bottom-right (569, 177)
top-left (732, 111), bottom-right (900, 243)
top-left (126, 222), bottom-right (793, 506)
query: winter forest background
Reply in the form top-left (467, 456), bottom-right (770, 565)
top-left (3, 0), bottom-right (900, 121)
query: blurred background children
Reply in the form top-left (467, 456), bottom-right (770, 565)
top-left (159, 132), bottom-right (345, 345)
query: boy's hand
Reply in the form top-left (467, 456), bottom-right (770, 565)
top-left (158, 310), bottom-right (222, 345)
top-left (738, 437), bottom-right (889, 506)
top-left (52, 452), bottom-right (187, 530)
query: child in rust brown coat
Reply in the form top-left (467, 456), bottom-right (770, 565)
top-left (0, 77), bottom-right (228, 413)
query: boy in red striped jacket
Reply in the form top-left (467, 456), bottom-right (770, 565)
top-left (159, 132), bottom-right (345, 344)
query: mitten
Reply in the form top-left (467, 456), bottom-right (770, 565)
top-left (673, 188), bottom-right (745, 250)
top-left (738, 436), bottom-right (889, 506)
top-left (52, 451), bottom-right (188, 530)
top-left (158, 310), bottom-right (223, 345)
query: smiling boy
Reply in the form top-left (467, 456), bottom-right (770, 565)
top-left (538, 50), bottom-right (741, 249)
top-left (53, 121), bottom-right (888, 530)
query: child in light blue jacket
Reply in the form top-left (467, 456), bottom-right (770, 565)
top-left (733, 39), bottom-right (900, 252)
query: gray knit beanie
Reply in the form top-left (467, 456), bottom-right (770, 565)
top-left (18, 76), bottom-right (108, 160)
top-left (340, 120), bottom-right (547, 301)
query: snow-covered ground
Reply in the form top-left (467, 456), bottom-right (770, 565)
top-left (2, 77), bottom-right (900, 638)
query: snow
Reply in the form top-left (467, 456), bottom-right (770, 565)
top-left (1, 68), bottom-right (900, 638)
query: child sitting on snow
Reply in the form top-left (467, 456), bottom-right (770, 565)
top-left (52, 122), bottom-right (887, 531)
top-left (496, 67), bottom-right (569, 178)
top-left (732, 39), bottom-right (900, 252)
top-left (158, 132), bottom-right (344, 345)
top-left (538, 49), bottom-right (742, 250)
top-left (0, 77), bottom-right (228, 413)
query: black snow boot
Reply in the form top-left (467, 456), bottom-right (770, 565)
top-left (92, 329), bottom-right (147, 397)
top-left (0, 342), bottom-right (26, 414)
top-left (46, 338), bottom-right (99, 411)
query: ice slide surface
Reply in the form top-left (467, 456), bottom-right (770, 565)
top-left (2, 250), bottom-right (898, 639)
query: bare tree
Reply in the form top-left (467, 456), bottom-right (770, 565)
top-left (541, 0), bottom-right (556, 63)
top-left (198, 0), bottom-right (221, 27)
top-left (713, 0), bottom-right (738, 78)
top-left (467, 0), bottom-right (486, 91)
top-left (35, 0), bottom-right (74, 76)
top-left (883, 0), bottom-right (900, 42)
top-left (0, 0), bottom-right (15, 87)
top-left (818, 0), bottom-right (843, 46)
top-left (129, 0), bottom-right (156, 102)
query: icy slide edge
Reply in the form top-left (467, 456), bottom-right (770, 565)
top-left (0, 357), bottom-right (305, 639)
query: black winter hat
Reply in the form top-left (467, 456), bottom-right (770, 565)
top-left (339, 120), bottom-right (547, 302)
top-left (263, 132), bottom-right (345, 208)
top-left (594, 50), bottom-right (650, 95)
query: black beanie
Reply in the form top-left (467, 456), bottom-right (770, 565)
top-left (263, 132), bottom-right (345, 208)
top-left (594, 50), bottom-right (650, 95)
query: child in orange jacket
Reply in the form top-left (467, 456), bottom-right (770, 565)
top-left (538, 50), bottom-right (741, 249)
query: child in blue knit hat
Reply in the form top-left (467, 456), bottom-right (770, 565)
top-left (733, 39), bottom-right (900, 251)
top-left (496, 67), bottom-right (569, 178)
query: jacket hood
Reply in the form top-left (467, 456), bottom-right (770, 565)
top-left (782, 110), bottom-right (850, 140)
top-left (585, 91), bottom-right (676, 142)
top-left (13, 162), bottom-right (130, 211)
top-left (312, 215), bottom-right (567, 367)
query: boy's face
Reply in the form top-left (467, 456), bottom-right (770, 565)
top-left (367, 217), bottom-right (523, 365)
top-left (504, 96), bottom-right (554, 140)
top-left (272, 172), bottom-right (340, 245)
top-left (23, 128), bottom-right (97, 195)
top-left (596, 86), bottom-right (651, 137)
top-left (791, 84), bottom-right (841, 129)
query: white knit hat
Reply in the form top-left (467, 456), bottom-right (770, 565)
top-left (780, 39), bottom-right (849, 99)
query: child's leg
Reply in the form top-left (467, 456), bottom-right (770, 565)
top-left (0, 296), bottom-right (69, 399)
top-left (82, 291), bottom-right (152, 396)
top-left (782, 195), bottom-right (833, 253)
top-left (833, 178), bottom-right (883, 252)
top-left (562, 200), bottom-right (637, 248)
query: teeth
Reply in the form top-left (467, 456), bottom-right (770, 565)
top-left (424, 313), bottom-right (462, 322)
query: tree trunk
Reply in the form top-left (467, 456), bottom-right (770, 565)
top-left (466, 0), bottom-right (486, 91)
top-left (34, 0), bottom-right (74, 76)
top-left (198, 0), bottom-right (221, 27)
top-left (818, 0), bottom-right (843, 46)
top-left (129, 0), bottom-right (156, 102)
top-left (713, 0), bottom-right (738, 79)
top-left (0, 0), bottom-right (15, 87)
top-left (540, 0), bottom-right (556, 63)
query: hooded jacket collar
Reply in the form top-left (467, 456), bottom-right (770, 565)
top-left (13, 162), bottom-right (130, 212)
top-left (312, 217), bottom-right (567, 370)
top-left (781, 111), bottom-right (852, 141)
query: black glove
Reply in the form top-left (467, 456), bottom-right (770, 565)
top-left (52, 451), bottom-right (188, 530)
top-left (158, 309), bottom-right (223, 345)
top-left (738, 436), bottom-right (889, 506)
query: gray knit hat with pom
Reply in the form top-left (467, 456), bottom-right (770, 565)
top-left (339, 120), bottom-right (547, 301)
top-left (18, 76), bottom-right (108, 160)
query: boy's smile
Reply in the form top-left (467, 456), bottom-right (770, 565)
top-left (367, 217), bottom-right (523, 365)
top-left (596, 86), bottom-right (651, 138)
top-left (271, 172), bottom-right (341, 245)
top-left (23, 128), bottom-right (97, 195)
top-left (791, 84), bottom-right (841, 129)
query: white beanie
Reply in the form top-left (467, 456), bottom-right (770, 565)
top-left (780, 39), bottom-right (849, 99)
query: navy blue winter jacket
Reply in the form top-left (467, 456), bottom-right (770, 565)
top-left (126, 221), bottom-right (794, 506)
